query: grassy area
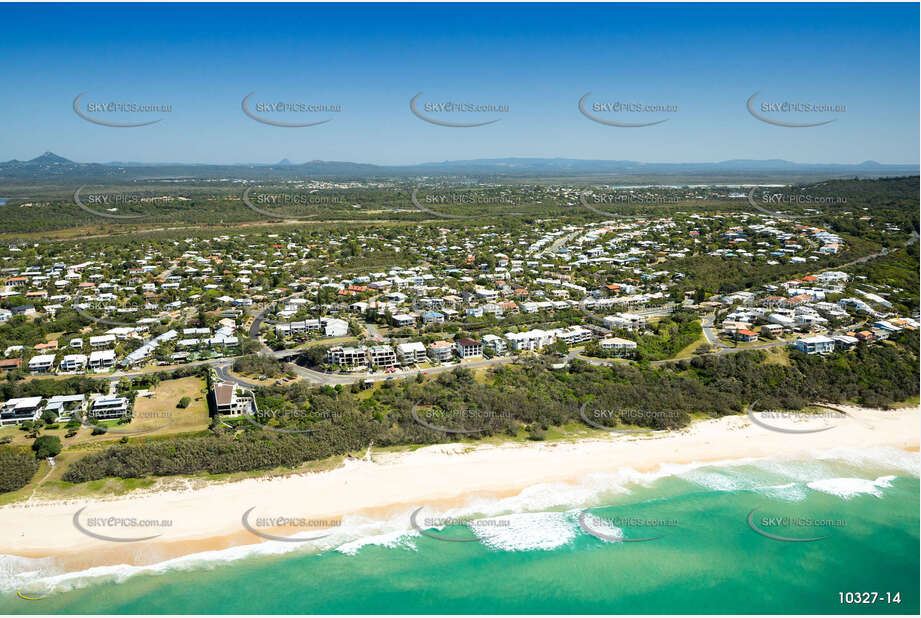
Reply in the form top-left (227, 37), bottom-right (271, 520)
top-left (226, 369), bottom-right (280, 387)
top-left (131, 376), bottom-right (210, 435)
top-left (761, 346), bottom-right (792, 366)
top-left (672, 332), bottom-right (709, 359)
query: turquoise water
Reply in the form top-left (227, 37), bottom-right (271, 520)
top-left (2, 450), bottom-right (918, 614)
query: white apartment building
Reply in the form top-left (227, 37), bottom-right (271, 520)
top-left (367, 345), bottom-right (397, 368)
top-left (88, 349), bottom-right (117, 369)
top-left (504, 329), bottom-right (555, 352)
top-left (59, 354), bottom-right (88, 372)
top-left (28, 354), bottom-right (56, 373)
top-left (599, 337), bottom-right (638, 355)
top-left (327, 346), bottom-right (368, 368)
top-left (89, 396), bottom-right (130, 420)
top-left (396, 341), bottom-right (427, 365)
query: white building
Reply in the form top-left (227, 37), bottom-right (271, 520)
top-left (427, 340), bottom-right (454, 362)
top-left (603, 313), bottom-right (646, 331)
top-left (89, 349), bottom-right (117, 369)
top-left (28, 354), bottom-right (56, 373)
top-left (552, 326), bottom-right (593, 345)
top-left (327, 346), bottom-right (368, 368)
top-left (396, 341), bottom-right (427, 365)
top-left (481, 334), bottom-right (507, 355)
top-left (44, 394), bottom-right (87, 421)
top-left (0, 396), bottom-right (43, 425)
top-left (599, 337), bottom-right (638, 355)
top-left (59, 354), bottom-right (88, 372)
top-left (367, 345), bottom-right (397, 368)
top-left (794, 335), bottom-right (835, 355)
top-left (455, 338), bottom-right (483, 359)
top-left (504, 329), bottom-right (554, 352)
top-left (212, 382), bottom-right (256, 416)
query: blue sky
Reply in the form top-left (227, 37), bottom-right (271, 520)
top-left (0, 3), bottom-right (917, 165)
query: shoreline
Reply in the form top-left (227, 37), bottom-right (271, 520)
top-left (1, 405), bottom-right (918, 576)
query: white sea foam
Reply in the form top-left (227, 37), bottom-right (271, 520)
top-left (2, 446), bottom-right (915, 595)
top-left (806, 475), bottom-right (897, 499)
top-left (755, 482), bottom-right (808, 502)
top-left (577, 512), bottom-right (624, 543)
top-left (812, 447), bottom-right (920, 477)
top-left (473, 511), bottom-right (576, 552)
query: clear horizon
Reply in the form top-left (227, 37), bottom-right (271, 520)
top-left (7, 152), bottom-right (921, 167)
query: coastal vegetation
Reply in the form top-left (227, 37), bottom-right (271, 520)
top-left (60, 333), bottom-right (918, 484)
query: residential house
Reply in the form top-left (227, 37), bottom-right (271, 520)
top-left (422, 311), bottom-right (445, 325)
top-left (0, 358), bottom-right (21, 373)
top-left (28, 354), bottom-right (56, 373)
top-left (211, 382), bottom-right (255, 416)
top-left (88, 349), bottom-right (117, 369)
top-left (793, 335), bottom-right (835, 355)
top-left (427, 340), bottom-right (454, 362)
top-left (735, 329), bottom-right (759, 342)
top-left (44, 394), bottom-right (87, 422)
top-left (392, 314), bottom-right (416, 328)
top-left (59, 354), bottom-right (88, 372)
top-left (481, 334), bottom-right (507, 355)
top-left (505, 329), bottom-right (554, 352)
top-left (455, 338), bottom-right (483, 359)
top-left (0, 396), bottom-right (43, 426)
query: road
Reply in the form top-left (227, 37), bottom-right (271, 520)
top-left (701, 315), bottom-right (731, 350)
top-left (533, 230), bottom-right (580, 258)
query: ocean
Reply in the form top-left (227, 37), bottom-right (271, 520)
top-left (1, 446), bottom-right (918, 614)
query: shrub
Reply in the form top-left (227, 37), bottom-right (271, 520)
top-left (31, 435), bottom-right (62, 459)
top-left (0, 448), bottom-right (39, 493)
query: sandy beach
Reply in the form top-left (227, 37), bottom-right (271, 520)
top-left (1, 405), bottom-right (917, 573)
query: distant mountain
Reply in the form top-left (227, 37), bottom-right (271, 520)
top-left (0, 153), bottom-right (916, 183)
top-left (30, 151), bottom-right (73, 165)
top-left (414, 157), bottom-right (917, 175)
